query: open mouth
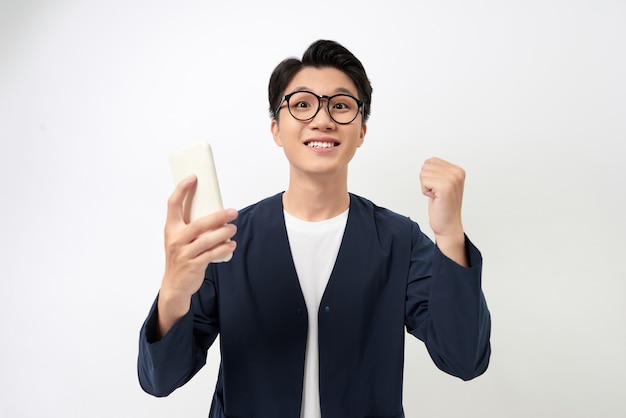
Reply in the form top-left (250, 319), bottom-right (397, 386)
top-left (305, 140), bottom-right (339, 149)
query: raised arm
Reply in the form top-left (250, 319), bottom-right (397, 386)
top-left (407, 158), bottom-right (491, 380)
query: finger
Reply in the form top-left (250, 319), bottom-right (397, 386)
top-left (420, 159), bottom-right (438, 197)
top-left (166, 175), bottom-right (197, 225)
top-left (421, 157), bottom-right (464, 181)
top-left (182, 208), bottom-right (238, 240)
top-left (421, 157), bottom-right (451, 178)
top-left (199, 207), bottom-right (238, 227)
top-left (421, 184), bottom-right (436, 199)
top-left (187, 223), bottom-right (238, 259)
top-left (176, 208), bottom-right (238, 246)
top-left (193, 239), bottom-right (238, 266)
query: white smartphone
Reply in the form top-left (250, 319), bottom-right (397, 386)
top-left (169, 142), bottom-right (232, 262)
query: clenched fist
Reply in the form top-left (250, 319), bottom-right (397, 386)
top-left (420, 157), bottom-right (468, 266)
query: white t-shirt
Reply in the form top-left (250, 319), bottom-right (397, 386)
top-left (284, 209), bottom-right (349, 418)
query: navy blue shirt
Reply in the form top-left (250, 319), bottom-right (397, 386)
top-left (138, 193), bottom-right (491, 418)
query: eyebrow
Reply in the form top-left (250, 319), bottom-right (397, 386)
top-left (289, 86), bottom-right (358, 97)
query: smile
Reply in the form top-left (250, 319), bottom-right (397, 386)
top-left (306, 141), bottom-right (338, 148)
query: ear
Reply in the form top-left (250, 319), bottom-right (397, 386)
top-left (358, 123), bottom-right (367, 147)
top-left (271, 119), bottom-right (283, 147)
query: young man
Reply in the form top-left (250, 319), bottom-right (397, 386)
top-left (138, 40), bottom-right (491, 418)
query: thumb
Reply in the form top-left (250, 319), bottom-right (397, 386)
top-left (166, 175), bottom-right (197, 225)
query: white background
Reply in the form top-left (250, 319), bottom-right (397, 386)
top-left (1, 0), bottom-right (625, 417)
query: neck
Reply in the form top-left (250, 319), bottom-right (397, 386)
top-left (282, 171), bottom-right (349, 222)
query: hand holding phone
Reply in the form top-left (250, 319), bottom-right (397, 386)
top-left (169, 142), bottom-right (233, 262)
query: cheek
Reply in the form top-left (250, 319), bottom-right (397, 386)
top-left (278, 123), bottom-right (302, 144)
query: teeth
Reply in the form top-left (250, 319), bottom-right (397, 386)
top-left (307, 141), bottom-right (336, 148)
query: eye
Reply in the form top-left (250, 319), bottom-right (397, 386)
top-left (330, 96), bottom-right (356, 112)
top-left (289, 92), bottom-right (317, 111)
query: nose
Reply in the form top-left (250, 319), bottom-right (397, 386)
top-left (309, 99), bottom-right (335, 129)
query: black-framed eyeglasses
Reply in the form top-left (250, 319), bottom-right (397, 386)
top-left (276, 91), bottom-right (364, 125)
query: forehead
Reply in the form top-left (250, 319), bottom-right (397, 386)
top-left (285, 67), bottom-right (358, 96)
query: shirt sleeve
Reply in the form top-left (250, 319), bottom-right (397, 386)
top-left (405, 225), bottom-right (491, 381)
top-left (137, 268), bottom-right (220, 396)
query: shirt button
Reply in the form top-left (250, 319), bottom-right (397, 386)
top-left (296, 308), bottom-right (303, 315)
top-left (324, 306), bottom-right (331, 313)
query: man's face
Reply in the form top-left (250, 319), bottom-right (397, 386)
top-left (271, 67), bottom-right (367, 179)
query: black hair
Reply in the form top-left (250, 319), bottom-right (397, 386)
top-left (268, 40), bottom-right (372, 122)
